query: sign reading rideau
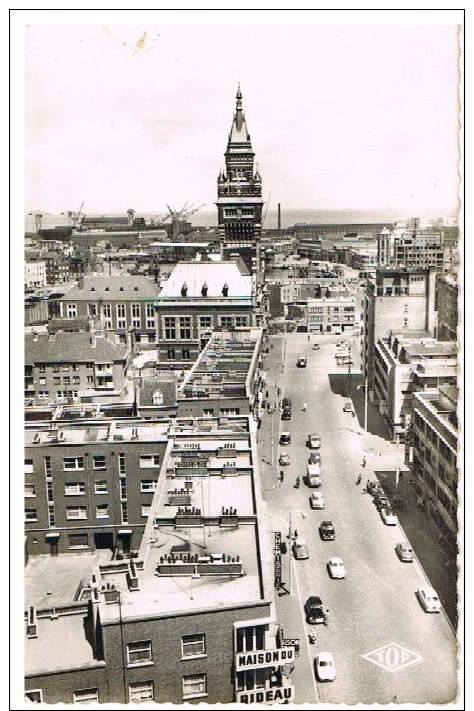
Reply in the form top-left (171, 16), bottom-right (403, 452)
top-left (274, 532), bottom-right (282, 589)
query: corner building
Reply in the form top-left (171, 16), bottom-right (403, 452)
top-left (217, 85), bottom-right (264, 273)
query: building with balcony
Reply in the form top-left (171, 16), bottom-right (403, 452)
top-left (362, 267), bottom-right (437, 396)
top-left (154, 259), bottom-right (254, 368)
top-left (373, 332), bottom-right (457, 439)
top-left (24, 330), bottom-right (130, 407)
top-left (59, 275), bottom-right (161, 347)
top-left (24, 419), bottom-right (169, 557)
top-left (411, 385), bottom-right (459, 550)
top-left (25, 415), bottom-right (294, 705)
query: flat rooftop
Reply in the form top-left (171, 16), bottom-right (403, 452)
top-left (25, 419), bottom-right (169, 447)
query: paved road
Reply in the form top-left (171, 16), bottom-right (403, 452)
top-left (259, 334), bottom-right (459, 705)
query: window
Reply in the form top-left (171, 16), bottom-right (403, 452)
top-left (25, 483), bottom-right (36, 497)
top-left (96, 504), bottom-right (109, 518)
top-left (127, 640), bottom-right (153, 665)
top-left (66, 304), bottom-right (77, 317)
top-left (121, 501), bottom-right (128, 523)
top-left (93, 455), bottom-right (106, 470)
top-left (53, 377), bottom-right (61, 385)
top-left (146, 304), bottom-right (155, 329)
top-left (88, 303), bottom-right (97, 317)
top-left (86, 376), bottom-right (94, 384)
top-left (24, 690), bottom-right (43, 703)
top-left (140, 455), bottom-right (160, 468)
top-left (132, 303), bottom-right (141, 328)
top-left (38, 365), bottom-right (46, 373)
top-left (44, 456), bottom-right (52, 477)
top-left (86, 362), bottom-right (94, 370)
top-left (182, 673), bottom-right (207, 699)
top-left (167, 348), bottom-right (175, 360)
top-left (61, 365), bottom-right (70, 373)
top-left (235, 316), bottom-right (248, 327)
top-left (116, 303), bottom-right (127, 329)
top-left (63, 376), bottom-right (71, 385)
top-left (199, 316), bottom-right (212, 330)
top-left (152, 389), bottom-right (163, 405)
top-left (182, 348), bottom-right (190, 360)
top-left (179, 316), bottom-right (192, 340)
top-left (73, 688), bottom-right (99, 704)
top-left (25, 459), bottom-right (34, 474)
top-left (203, 408), bottom-right (214, 418)
top-left (103, 304), bottom-right (112, 329)
top-left (129, 681), bottom-right (153, 703)
top-left (38, 390), bottom-right (49, 400)
top-left (73, 376), bottom-right (80, 384)
top-left (141, 504), bottom-right (152, 517)
top-left (141, 479), bottom-right (157, 492)
top-left (94, 480), bottom-right (108, 494)
top-left (38, 377), bottom-right (46, 385)
top-left (65, 482), bottom-right (86, 495)
top-left (181, 634), bottom-right (206, 658)
top-left (63, 457), bottom-right (84, 470)
top-left (66, 506), bottom-right (87, 520)
top-left (164, 317), bottom-right (176, 340)
top-left (220, 316), bottom-right (234, 328)
top-left (118, 453), bottom-right (126, 475)
top-left (25, 508), bottom-right (38, 522)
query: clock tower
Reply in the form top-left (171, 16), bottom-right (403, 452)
top-left (216, 85), bottom-right (264, 273)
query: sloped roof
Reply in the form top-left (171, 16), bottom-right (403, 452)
top-left (61, 275), bottom-right (161, 301)
top-left (25, 332), bottom-right (128, 364)
top-left (158, 261), bottom-right (252, 298)
top-left (138, 377), bottom-right (177, 407)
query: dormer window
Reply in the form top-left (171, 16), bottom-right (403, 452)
top-left (201, 282), bottom-right (208, 297)
top-left (91, 287), bottom-right (95, 291)
top-left (222, 282), bottom-right (229, 297)
top-left (119, 287), bottom-right (124, 291)
top-left (105, 287), bottom-right (109, 291)
top-left (152, 389), bottom-right (164, 406)
top-left (181, 282), bottom-right (188, 297)
top-left (134, 286), bottom-right (139, 291)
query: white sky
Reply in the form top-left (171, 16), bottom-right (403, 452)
top-left (15, 9), bottom-right (463, 216)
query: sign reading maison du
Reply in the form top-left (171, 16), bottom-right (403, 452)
top-left (236, 685), bottom-right (295, 704)
top-left (236, 647), bottom-right (295, 672)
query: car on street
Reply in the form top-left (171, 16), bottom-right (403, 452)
top-left (309, 492), bottom-right (325, 509)
top-left (312, 343), bottom-right (320, 350)
top-left (417, 586), bottom-right (442, 613)
top-left (319, 520), bottom-right (335, 540)
top-left (380, 507), bottom-right (398, 525)
top-left (279, 452), bottom-right (290, 466)
top-left (297, 356), bottom-right (307, 367)
top-left (282, 397), bottom-right (292, 409)
top-left (308, 451), bottom-right (321, 464)
top-left (314, 652), bottom-right (336, 682)
top-left (307, 432), bottom-right (321, 449)
top-left (281, 407), bottom-right (291, 420)
top-left (327, 557), bottom-right (346, 579)
top-left (367, 480), bottom-right (383, 496)
top-left (279, 432), bottom-right (291, 445)
top-left (343, 402), bottom-right (353, 413)
top-left (396, 542), bottom-right (415, 562)
top-left (304, 595), bottom-right (324, 624)
top-left (373, 494), bottom-right (390, 509)
top-left (292, 537), bottom-right (309, 560)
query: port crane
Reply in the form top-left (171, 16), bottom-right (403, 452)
top-left (28, 210), bottom-right (44, 233)
top-left (64, 201), bottom-right (85, 230)
top-left (165, 203), bottom-right (206, 239)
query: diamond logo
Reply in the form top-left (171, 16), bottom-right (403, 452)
top-left (362, 642), bottom-right (422, 673)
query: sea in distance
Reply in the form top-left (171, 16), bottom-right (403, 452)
top-left (25, 207), bottom-right (454, 233)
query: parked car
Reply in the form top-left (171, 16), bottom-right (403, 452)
top-left (319, 520), bottom-right (335, 540)
top-left (292, 537), bottom-right (309, 560)
top-left (307, 432), bottom-right (321, 449)
top-left (367, 480), bottom-right (383, 496)
top-left (279, 432), bottom-right (291, 445)
top-left (282, 397), bottom-right (292, 409)
top-left (417, 586), bottom-right (441, 613)
top-left (297, 356), bottom-right (307, 367)
top-left (308, 451), bottom-right (321, 464)
top-left (312, 343), bottom-right (320, 350)
top-left (374, 494), bottom-right (390, 509)
top-left (314, 652), bottom-right (336, 682)
top-left (327, 557), bottom-right (346, 579)
top-left (380, 507), bottom-right (398, 525)
top-left (309, 492), bottom-right (325, 509)
top-left (279, 452), bottom-right (290, 466)
top-left (343, 402), bottom-right (353, 413)
top-left (306, 463), bottom-right (322, 488)
top-left (304, 595), bottom-right (324, 624)
top-left (281, 407), bottom-right (291, 420)
top-left (396, 542), bottom-right (414, 562)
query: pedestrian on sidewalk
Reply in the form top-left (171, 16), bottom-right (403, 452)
top-left (362, 455), bottom-right (367, 468)
top-left (356, 473), bottom-right (362, 485)
top-left (323, 608), bottom-right (330, 626)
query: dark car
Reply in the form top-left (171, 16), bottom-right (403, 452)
top-left (374, 494), bottom-right (390, 510)
top-left (282, 398), bottom-right (292, 409)
top-left (308, 451), bottom-right (321, 465)
top-left (367, 480), bottom-right (383, 496)
top-left (304, 595), bottom-right (324, 624)
top-left (281, 407), bottom-right (292, 421)
top-left (279, 432), bottom-right (291, 446)
top-left (319, 520), bottom-right (336, 540)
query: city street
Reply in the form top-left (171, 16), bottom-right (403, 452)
top-left (258, 333), bottom-right (458, 705)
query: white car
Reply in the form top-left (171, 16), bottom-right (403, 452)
top-left (380, 507), bottom-right (398, 525)
top-left (417, 586), bottom-right (441, 613)
top-left (292, 537), bottom-right (309, 560)
top-left (314, 652), bottom-right (336, 682)
top-left (309, 492), bottom-right (325, 509)
top-left (307, 432), bottom-right (321, 449)
top-left (327, 557), bottom-right (346, 579)
top-left (396, 542), bottom-right (414, 562)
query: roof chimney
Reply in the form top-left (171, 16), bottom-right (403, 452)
top-left (222, 282), bottom-right (229, 297)
top-left (90, 334), bottom-right (96, 349)
top-left (181, 282), bottom-right (188, 297)
top-left (78, 277), bottom-right (84, 290)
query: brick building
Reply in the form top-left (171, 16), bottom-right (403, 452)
top-left (24, 419), bottom-right (169, 556)
top-left (436, 274), bottom-right (459, 342)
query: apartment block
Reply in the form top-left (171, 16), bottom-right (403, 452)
top-left (436, 274), bottom-right (459, 342)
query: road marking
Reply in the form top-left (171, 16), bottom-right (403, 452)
top-left (362, 642), bottom-right (422, 673)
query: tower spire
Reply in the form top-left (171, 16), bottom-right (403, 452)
top-left (235, 83), bottom-right (244, 131)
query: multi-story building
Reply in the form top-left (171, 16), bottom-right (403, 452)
top-left (363, 267), bottom-right (437, 396)
top-left (411, 385), bottom-right (458, 550)
top-left (216, 85), bottom-right (264, 273)
top-left (373, 331), bottom-right (457, 439)
top-left (42, 251), bottom-right (71, 285)
top-left (436, 274), bottom-right (459, 341)
top-left (24, 330), bottom-right (130, 407)
top-left (177, 328), bottom-right (263, 419)
top-left (377, 227), bottom-right (447, 272)
top-left (25, 416), bottom-right (295, 705)
top-left (154, 259), bottom-right (254, 367)
top-left (307, 291), bottom-right (358, 335)
top-left (24, 418), bottom-right (169, 556)
top-left (24, 258), bottom-right (46, 289)
top-left (59, 275), bottom-right (161, 347)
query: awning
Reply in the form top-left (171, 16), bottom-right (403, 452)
top-left (45, 532), bottom-right (60, 539)
top-left (118, 529), bottom-right (133, 536)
